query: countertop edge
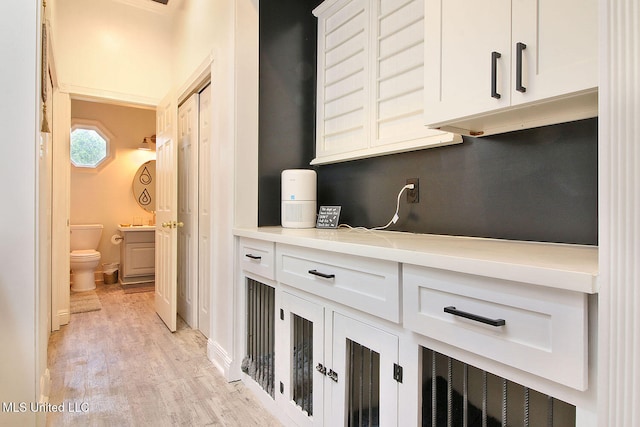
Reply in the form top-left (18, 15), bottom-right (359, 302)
top-left (118, 225), bottom-right (156, 232)
top-left (233, 227), bottom-right (599, 294)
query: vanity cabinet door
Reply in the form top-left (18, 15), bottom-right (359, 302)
top-left (123, 242), bottom-right (155, 277)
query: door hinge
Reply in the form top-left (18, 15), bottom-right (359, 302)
top-left (280, 308), bottom-right (284, 320)
top-left (393, 363), bottom-right (403, 383)
top-left (280, 381), bottom-right (284, 394)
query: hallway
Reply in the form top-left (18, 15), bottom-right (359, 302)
top-left (46, 284), bottom-right (280, 426)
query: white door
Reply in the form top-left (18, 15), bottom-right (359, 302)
top-left (277, 292), bottom-right (325, 426)
top-left (177, 93), bottom-right (199, 327)
top-left (198, 84), bottom-right (212, 338)
top-left (155, 91), bottom-right (178, 332)
top-left (330, 313), bottom-right (399, 426)
top-left (424, 0), bottom-right (511, 125)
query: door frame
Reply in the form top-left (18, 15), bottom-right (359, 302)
top-left (50, 55), bottom-right (214, 332)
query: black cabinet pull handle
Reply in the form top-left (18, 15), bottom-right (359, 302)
top-left (516, 42), bottom-right (527, 93)
top-left (308, 269), bottom-right (335, 279)
top-left (491, 51), bottom-right (501, 99)
top-left (245, 254), bottom-right (262, 260)
top-left (444, 306), bottom-right (506, 327)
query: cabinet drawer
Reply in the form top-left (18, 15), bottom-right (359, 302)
top-left (240, 238), bottom-right (275, 280)
top-left (403, 265), bottom-right (587, 390)
top-left (276, 244), bottom-right (400, 323)
top-left (124, 230), bottom-right (155, 244)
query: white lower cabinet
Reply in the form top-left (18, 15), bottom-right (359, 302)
top-left (119, 228), bottom-right (155, 285)
top-left (276, 290), bottom-right (400, 427)
top-left (276, 244), bottom-right (400, 323)
top-left (403, 265), bottom-right (588, 391)
top-left (240, 238), bottom-right (276, 281)
top-left (235, 234), bottom-right (594, 426)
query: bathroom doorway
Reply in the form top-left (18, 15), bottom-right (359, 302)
top-left (68, 100), bottom-right (156, 286)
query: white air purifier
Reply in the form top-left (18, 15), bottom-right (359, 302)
top-left (281, 169), bottom-right (317, 228)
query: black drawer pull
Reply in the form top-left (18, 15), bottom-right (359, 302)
top-left (308, 269), bottom-right (335, 279)
top-left (444, 306), bottom-right (505, 327)
top-left (516, 42), bottom-right (527, 93)
top-left (491, 51), bottom-right (502, 99)
top-left (245, 254), bottom-right (262, 260)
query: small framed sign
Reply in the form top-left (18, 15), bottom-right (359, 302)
top-left (316, 206), bottom-right (341, 229)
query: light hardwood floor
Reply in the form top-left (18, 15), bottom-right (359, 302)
top-left (47, 284), bottom-right (281, 426)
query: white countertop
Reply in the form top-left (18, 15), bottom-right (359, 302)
top-left (233, 226), bottom-right (599, 294)
top-left (118, 225), bottom-right (156, 232)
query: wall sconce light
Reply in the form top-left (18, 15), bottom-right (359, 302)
top-left (138, 135), bottom-right (156, 151)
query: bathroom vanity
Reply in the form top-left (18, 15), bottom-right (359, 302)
top-left (117, 225), bottom-right (155, 286)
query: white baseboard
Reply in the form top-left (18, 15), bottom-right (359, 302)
top-left (57, 309), bottom-right (70, 326)
top-left (207, 339), bottom-right (240, 382)
top-left (39, 368), bottom-right (51, 403)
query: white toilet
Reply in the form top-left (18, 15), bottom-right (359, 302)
top-left (70, 224), bottom-right (103, 292)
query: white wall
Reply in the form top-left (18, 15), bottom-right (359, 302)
top-left (172, 1), bottom-right (220, 88)
top-left (0, 2), bottom-right (40, 425)
top-left (53, 0), bottom-right (173, 106)
top-left (70, 100), bottom-right (156, 267)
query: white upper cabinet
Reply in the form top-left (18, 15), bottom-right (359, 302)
top-left (312, 0), bottom-right (461, 165)
top-left (424, 0), bottom-right (598, 136)
top-left (511, 0), bottom-right (598, 104)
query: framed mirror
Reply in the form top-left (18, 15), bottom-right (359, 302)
top-left (132, 160), bottom-right (156, 212)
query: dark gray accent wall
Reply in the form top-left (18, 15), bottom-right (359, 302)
top-left (259, 3), bottom-right (598, 245)
top-left (316, 119), bottom-right (598, 245)
top-left (258, 0), bottom-right (320, 226)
